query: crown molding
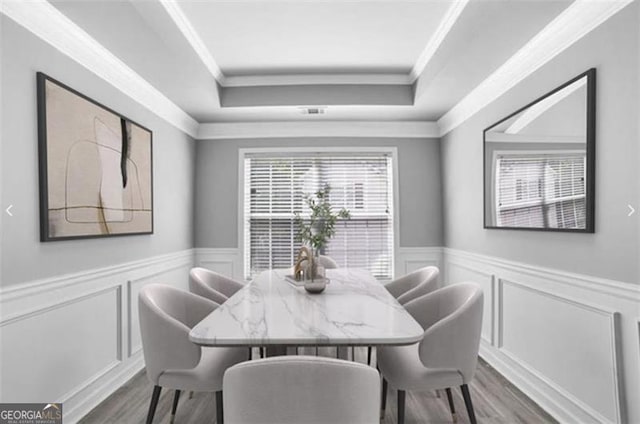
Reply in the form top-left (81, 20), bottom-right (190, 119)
top-left (437, 0), bottom-right (634, 137)
top-left (505, 77), bottom-right (586, 135)
top-left (1, 0), bottom-right (199, 137)
top-left (410, 0), bottom-right (469, 82)
top-left (197, 121), bottom-right (440, 140)
top-left (158, 0), bottom-right (225, 83)
top-left (222, 73), bottom-right (412, 87)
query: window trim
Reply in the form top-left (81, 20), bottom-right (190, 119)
top-left (238, 146), bottom-right (400, 281)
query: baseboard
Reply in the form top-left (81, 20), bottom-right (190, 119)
top-left (63, 355), bottom-right (145, 424)
top-left (444, 247), bottom-right (640, 424)
top-left (0, 249), bottom-right (194, 424)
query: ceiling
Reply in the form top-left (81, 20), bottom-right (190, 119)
top-left (46, 0), bottom-right (576, 124)
top-left (178, 1), bottom-right (452, 76)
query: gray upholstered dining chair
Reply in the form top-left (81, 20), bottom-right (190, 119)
top-left (317, 255), bottom-right (339, 269)
top-left (367, 266), bottom-right (440, 364)
top-left (223, 356), bottom-right (380, 424)
top-left (385, 266), bottom-right (439, 305)
top-left (189, 267), bottom-right (244, 305)
top-left (377, 282), bottom-right (484, 424)
top-left (139, 284), bottom-right (248, 424)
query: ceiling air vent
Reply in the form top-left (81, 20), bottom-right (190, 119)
top-left (299, 106), bottom-right (327, 115)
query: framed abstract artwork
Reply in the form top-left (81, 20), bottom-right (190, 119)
top-left (37, 72), bottom-right (153, 241)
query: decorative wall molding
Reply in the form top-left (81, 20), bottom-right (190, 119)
top-left (158, 0), bottom-right (224, 83)
top-left (2, 0), bottom-right (632, 140)
top-left (194, 248), bottom-right (244, 282)
top-left (410, 0), bottom-right (469, 82)
top-left (499, 278), bottom-right (623, 424)
top-left (0, 250), bottom-right (194, 307)
top-left (443, 248), bottom-right (640, 301)
top-left (446, 259), bottom-right (495, 345)
top-left (0, 249), bottom-right (194, 424)
top-left (0, 0), bottom-right (199, 137)
top-left (396, 247), bottom-right (443, 280)
top-left (4, 245), bottom-right (639, 423)
top-left (223, 73), bottom-right (412, 87)
top-left (444, 247), bottom-right (640, 424)
top-left (437, 0), bottom-right (634, 136)
top-left (197, 121), bottom-right (440, 140)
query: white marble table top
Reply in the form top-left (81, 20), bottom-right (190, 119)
top-left (189, 268), bottom-right (424, 347)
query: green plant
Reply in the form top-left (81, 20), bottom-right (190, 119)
top-left (294, 184), bottom-right (350, 253)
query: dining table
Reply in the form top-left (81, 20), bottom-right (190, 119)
top-left (189, 268), bottom-right (424, 356)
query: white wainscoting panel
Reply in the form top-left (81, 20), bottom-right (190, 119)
top-left (500, 279), bottom-right (621, 423)
top-left (0, 286), bottom-right (121, 404)
top-left (446, 260), bottom-right (495, 346)
top-left (194, 248), bottom-right (244, 282)
top-left (443, 248), bottom-right (640, 424)
top-left (0, 249), bottom-right (194, 424)
top-left (396, 247), bottom-right (443, 280)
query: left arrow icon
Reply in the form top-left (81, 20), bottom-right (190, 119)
top-left (5, 205), bottom-right (13, 216)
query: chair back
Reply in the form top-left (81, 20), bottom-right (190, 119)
top-left (317, 255), bottom-right (339, 269)
top-left (138, 284), bottom-right (218, 384)
top-left (396, 266), bottom-right (439, 304)
top-left (385, 266), bottom-right (439, 301)
top-left (223, 356), bottom-right (380, 424)
top-left (189, 267), bottom-right (244, 304)
top-left (404, 282), bottom-right (483, 383)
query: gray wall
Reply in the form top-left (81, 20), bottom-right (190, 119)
top-left (195, 137), bottom-right (442, 248)
top-left (441, 3), bottom-right (639, 283)
top-left (0, 17), bottom-right (196, 287)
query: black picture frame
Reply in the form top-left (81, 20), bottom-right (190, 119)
top-left (37, 72), bottom-right (154, 241)
top-left (482, 68), bottom-right (596, 233)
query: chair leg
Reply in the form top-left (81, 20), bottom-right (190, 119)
top-left (367, 346), bottom-right (372, 365)
top-left (145, 385), bottom-right (162, 424)
top-left (460, 384), bottom-right (477, 424)
top-left (397, 389), bottom-right (406, 424)
top-left (380, 378), bottom-right (388, 419)
top-left (215, 390), bottom-right (224, 424)
top-left (170, 390), bottom-right (181, 423)
top-left (445, 388), bottom-right (457, 422)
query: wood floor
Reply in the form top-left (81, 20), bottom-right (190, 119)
top-left (80, 348), bottom-right (557, 424)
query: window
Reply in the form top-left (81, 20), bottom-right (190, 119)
top-left (243, 151), bottom-right (394, 280)
top-left (495, 152), bottom-right (586, 228)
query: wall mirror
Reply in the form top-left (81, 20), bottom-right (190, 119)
top-left (484, 68), bottom-right (595, 232)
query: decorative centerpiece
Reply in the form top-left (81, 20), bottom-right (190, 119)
top-left (293, 184), bottom-right (350, 293)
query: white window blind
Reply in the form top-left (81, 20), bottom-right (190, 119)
top-left (495, 153), bottom-right (586, 228)
top-left (243, 153), bottom-right (394, 280)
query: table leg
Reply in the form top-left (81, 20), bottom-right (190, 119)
top-left (336, 346), bottom-right (350, 360)
top-left (265, 345), bottom-right (288, 356)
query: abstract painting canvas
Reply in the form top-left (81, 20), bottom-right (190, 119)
top-left (37, 73), bottom-right (153, 241)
